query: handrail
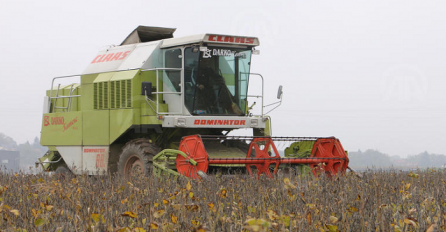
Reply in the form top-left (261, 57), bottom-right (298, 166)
top-left (51, 83), bottom-right (81, 112)
top-left (49, 77), bottom-right (81, 113)
top-left (67, 84), bottom-right (79, 111)
top-left (48, 68), bottom-right (144, 113)
top-left (47, 68), bottom-right (271, 117)
top-left (242, 72), bottom-right (265, 117)
top-left (141, 68), bottom-right (183, 116)
top-left (48, 68), bottom-right (184, 115)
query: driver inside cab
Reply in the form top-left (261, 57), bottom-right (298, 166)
top-left (195, 57), bottom-right (242, 115)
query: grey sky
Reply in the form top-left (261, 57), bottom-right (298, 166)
top-left (0, 0), bottom-right (445, 157)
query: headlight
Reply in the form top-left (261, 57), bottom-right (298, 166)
top-left (177, 118), bottom-right (186, 127)
top-left (250, 119), bottom-right (258, 127)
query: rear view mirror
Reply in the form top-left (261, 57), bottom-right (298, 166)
top-left (141, 82), bottom-right (152, 96)
top-left (277, 85), bottom-right (283, 99)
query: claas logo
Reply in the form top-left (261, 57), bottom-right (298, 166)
top-left (208, 35), bottom-right (255, 44)
top-left (90, 51), bottom-right (131, 64)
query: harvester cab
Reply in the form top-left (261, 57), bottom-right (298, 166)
top-left (37, 26), bottom-right (348, 179)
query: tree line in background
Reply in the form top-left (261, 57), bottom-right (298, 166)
top-left (0, 132), bottom-right (445, 171)
top-left (348, 149), bottom-right (446, 170)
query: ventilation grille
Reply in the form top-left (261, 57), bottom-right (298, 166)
top-left (94, 80), bottom-right (132, 109)
top-left (93, 82), bottom-right (109, 109)
top-left (110, 80), bottom-right (132, 109)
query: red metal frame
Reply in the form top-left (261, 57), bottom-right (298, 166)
top-left (245, 137), bottom-right (281, 178)
top-left (176, 135), bottom-right (349, 179)
top-left (309, 138), bottom-right (348, 176)
top-left (176, 135), bottom-right (209, 179)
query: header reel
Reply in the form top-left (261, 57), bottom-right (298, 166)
top-left (172, 135), bottom-right (349, 179)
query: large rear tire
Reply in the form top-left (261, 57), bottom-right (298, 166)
top-left (117, 138), bottom-right (160, 178)
top-left (55, 165), bottom-right (73, 179)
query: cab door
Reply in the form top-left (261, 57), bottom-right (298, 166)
top-left (162, 48), bottom-right (183, 114)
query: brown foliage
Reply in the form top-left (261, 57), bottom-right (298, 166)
top-left (0, 169), bottom-right (445, 231)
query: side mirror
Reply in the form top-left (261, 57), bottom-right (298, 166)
top-left (277, 85), bottom-right (283, 99)
top-left (141, 82), bottom-right (152, 96)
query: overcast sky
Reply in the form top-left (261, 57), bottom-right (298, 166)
top-left (0, 0), bottom-right (445, 157)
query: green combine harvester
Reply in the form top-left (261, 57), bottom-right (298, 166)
top-left (37, 26), bottom-right (348, 179)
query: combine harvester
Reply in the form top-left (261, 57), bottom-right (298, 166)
top-left (37, 26), bottom-right (348, 179)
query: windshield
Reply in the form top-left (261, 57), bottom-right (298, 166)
top-left (184, 47), bottom-right (252, 115)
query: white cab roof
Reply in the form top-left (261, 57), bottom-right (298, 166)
top-left (161, 34), bottom-right (260, 48)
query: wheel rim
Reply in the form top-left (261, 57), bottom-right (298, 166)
top-left (124, 156), bottom-right (144, 178)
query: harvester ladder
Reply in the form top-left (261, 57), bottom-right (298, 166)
top-left (51, 84), bottom-right (79, 112)
top-left (48, 75), bottom-right (81, 113)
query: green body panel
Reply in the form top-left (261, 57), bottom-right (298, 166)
top-left (264, 118), bottom-right (272, 136)
top-left (139, 70), bottom-right (164, 104)
top-left (140, 102), bottom-right (167, 124)
top-left (135, 70), bottom-right (168, 125)
top-left (38, 150), bottom-right (56, 170)
top-left (82, 110), bottom-right (109, 145)
top-left (284, 140), bottom-right (316, 176)
top-left (110, 109), bottom-right (134, 143)
top-left (41, 111), bottom-right (82, 145)
top-left (80, 74), bottom-right (98, 111)
top-left (285, 140), bottom-right (315, 158)
top-left (110, 70), bottom-right (139, 81)
top-left (68, 85), bottom-right (80, 111)
top-left (94, 72), bottom-right (114, 83)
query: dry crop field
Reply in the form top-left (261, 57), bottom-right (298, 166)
top-left (0, 169), bottom-right (445, 231)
